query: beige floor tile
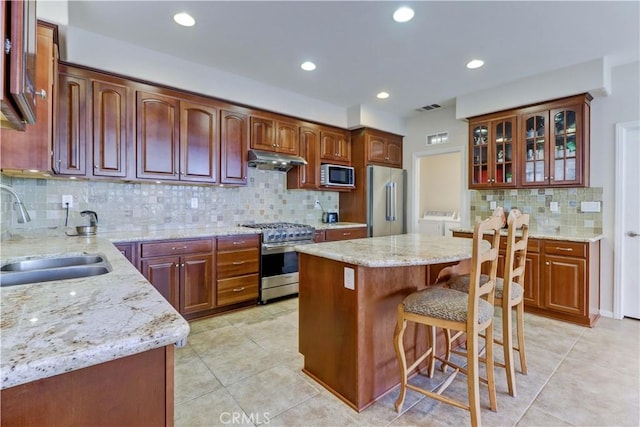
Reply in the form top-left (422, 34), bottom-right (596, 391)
top-left (175, 388), bottom-right (253, 427)
top-left (189, 315), bottom-right (232, 335)
top-left (175, 357), bottom-right (222, 404)
top-left (174, 342), bottom-right (198, 366)
top-left (269, 393), bottom-right (362, 427)
top-left (199, 339), bottom-right (272, 386)
top-left (516, 406), bottom-right (574, 426)
top-left (189, 324), bottom-right (252, 356)
top-left (226, 364), bottom-right (320, 419)
top-left (236, 315), bottom-right (299, 343)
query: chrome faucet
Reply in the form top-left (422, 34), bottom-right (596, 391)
top-left (0, 184), bottom-right (31, 223)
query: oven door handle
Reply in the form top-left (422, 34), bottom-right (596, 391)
top-left (262, 241), bottom-right (314, 254)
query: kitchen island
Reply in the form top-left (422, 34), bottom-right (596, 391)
top-left (295, 233), bottom-right (481, 412)
top-left (0, 235), bottom-right (190, 426)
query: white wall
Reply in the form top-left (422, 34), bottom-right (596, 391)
top-left (419, 153), bottom-right (461, 215)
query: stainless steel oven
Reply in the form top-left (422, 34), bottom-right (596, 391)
top-left (240, 222), bottom-right (315, 303)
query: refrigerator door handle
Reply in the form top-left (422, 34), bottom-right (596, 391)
top-left (386, 182), bottom-right (396, 221)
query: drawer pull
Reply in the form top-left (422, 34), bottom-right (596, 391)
top-left (232, 241), bottom-right (246, 245)
top-left (343, 232), bottom-right (351, 236)
top-left (232, 287), bottom-right (246, 292)
top-left (232, 261), bottom-right (245, 265)
top-left (172, 246), bottom-right (188, 250)
top-left (555, 247), bottom-right (573, 252)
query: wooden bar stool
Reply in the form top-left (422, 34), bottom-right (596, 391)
top-left (446, 210), bottom-right (530, 397)
top-left (393, 214), bottom-right (503, 427)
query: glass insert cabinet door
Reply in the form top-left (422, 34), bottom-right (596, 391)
top-left (551, 107), bottom-right (580, 183)
top-left (470, 124), bottom-right (489, 185)
top-left (470, 117), bottom-right (516, 187)
top-left (522, 112), bottom-right (548, 185)
top-left (493, 118), bottom-right (514, 185)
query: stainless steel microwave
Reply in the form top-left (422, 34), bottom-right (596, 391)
top-left (320, 164), bottom-right (355, 187)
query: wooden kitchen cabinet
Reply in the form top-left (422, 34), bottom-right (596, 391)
top-left (1, 346), bottom-right (174, 427)
top-left (452, 231), bottom-right (599, 326)
top-left (216, 234), bottom-right (260, 307)
top-left (287, 125), bottom-right (320, 189)
top-left (467, 93), bottom-right (591, 189)
top-left (1, 22), bottom-right (57, 173)
top-left (179, 100), bottom-right (219, 183)
top-left (220, 108), bottom-right (249, 185)
top-left (139, 238), bottom-right (215, 319)
top-left (324, 227), bottom-right (368, 241)
top-left (113, 242), bottom-right (136, 264)
top-left (320, 128), bottom-right (351, 165)
top-left (468, 115), bottom-right (517, 188)
top-left (250, 113), bottom-right (299, 155)
top-left (519, 94), bottom-right (591, 188)
top-left (135, 90), bottom-right (180, 180)
top-left (365, 132), bottom-right (402, 168)
top-left (54, 69), bottom-right (88, 176)
top-left (91, 79), bottom-right (129, 178)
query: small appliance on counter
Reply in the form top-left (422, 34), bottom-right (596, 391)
top-left (67, 210), bottom-right (99, 236)
top-left (322, 212), bottom-right (339, 223)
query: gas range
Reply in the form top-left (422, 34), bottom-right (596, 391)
top-left (241, 222), bottom-right (315, 244)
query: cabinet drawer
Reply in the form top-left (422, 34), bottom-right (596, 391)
top-left (217, 275), bottom-right (259, 306)
top-left (217, 249), bottom-right (260, 278)
top-left (543, 241), bottom-right (586, 258)
top-left (499, 236), bottom-right (540, 253)
top-left (217, 234), bottom-right (260, 251)
top-left (140, 239), bottom-right (213, 258)
top-left (325, 227), bottom-right (367, 241)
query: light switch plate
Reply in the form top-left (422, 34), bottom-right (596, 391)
top-left (62, 195), bottom-right (73, 208)
top-left (581, 201), bottom-right (601, 212)
top-left (489, 201), bottom-right (497, 210)
top-left (344, 267), bottom-right (355, 290)
top-left (550, 201), bottom-right (559, 212)
top-left (191, 198), bottom-right (198, 208)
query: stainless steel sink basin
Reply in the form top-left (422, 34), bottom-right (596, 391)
top-left (1, 255), bottom-right (105, 272)
top-left (0, 254), bottom-right (112, 287)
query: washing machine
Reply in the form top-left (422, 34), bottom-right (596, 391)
top-left (418, 211), bottom-right (460, 236)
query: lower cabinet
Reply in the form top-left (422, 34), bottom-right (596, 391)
top-left (452, 232), bottom-right (600, 326)
top-left (137, 235), bottom-right (259, 320)
top-left (139, 238), bottom-right (215, 319)
top-left (318, 226), bottom-right (368, 242)
top-left (216, 235), bottom-right (260, 306)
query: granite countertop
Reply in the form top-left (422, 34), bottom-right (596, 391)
top-left (0, 235), bottom-right (190, 390)
top-left (449, 227), bottom-right (603, 243)
top-left (296, 233), bottom-right (484, 268)
top-left (312, 222), bottom-right (367, 230)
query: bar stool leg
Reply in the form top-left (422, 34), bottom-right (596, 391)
top-left (503, 305), bottom-right (517, 397)
top-left (394, 304), bottom-right (408, 413)
top-left (516, 302), bottom-right (528, 374)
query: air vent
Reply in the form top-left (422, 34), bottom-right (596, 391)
top-left (417, 103), bottom-right (441, 112)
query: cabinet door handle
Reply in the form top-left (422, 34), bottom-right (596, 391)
top-left (343, 232), bottom-right (351, 236)
top-left (232, 241), bottom-right (246, 245)
top-left (545, 261), bottom-right (550, 265)
top-left (36, 89), bottom-right (47, 100)
top-left (555, 247), bottom-right (573, 252)
top-left (232, 261), bottom-right (245, 265)
top-left (175, 263), bottom-right (179, 268)
top-left (181, 263), bottom-right (185, 267)
top-left (172, 246), bottom-right (188, 250)
top-left (627, 231), bottom-right (640, 238)
top-left (232, 287), bottom-right (246, 292)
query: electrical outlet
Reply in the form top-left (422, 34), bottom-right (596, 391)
top-left (314, 200), bottom-right (322, 210)
top-left (550, 201), bottom-right (559, 212)
top-left (191, 197), bottom-right (198, 208)
top-left (489, 201), bottom-right (497, 210)
top-left (62, 195), bottom-right (73, 208)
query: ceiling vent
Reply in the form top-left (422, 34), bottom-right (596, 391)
top-left (417, 103), bottom-right (441, 112)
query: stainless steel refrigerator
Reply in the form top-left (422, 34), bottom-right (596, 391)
top-left (367, 165), bottom-right (407, 237)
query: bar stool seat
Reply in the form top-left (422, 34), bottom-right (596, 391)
top-left (448, 275), bottom-right (524, 301)
top-left (403, 287), bottom-right (494, 324)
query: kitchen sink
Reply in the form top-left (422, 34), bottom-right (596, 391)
top-left (0, 254), bottom-right (112, 287)
top-left (1, 255), bottom-right (105, 272)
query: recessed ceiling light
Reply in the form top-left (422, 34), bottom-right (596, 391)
top-left (466, 59), bottom-right (485, 69)
top-left (393, 7), bottom-right (414, 23)
top-left (174, 12), bottom-right (195, 27)
top-left (377, 91), bottom-right (390, 99)
top-left (301, 61), bottom-right (316, 71)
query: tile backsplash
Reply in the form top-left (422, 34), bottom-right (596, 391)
top-left (0, 169), bottom-right (338, 236)
top-left (470, 188), bottom-right (603, 235)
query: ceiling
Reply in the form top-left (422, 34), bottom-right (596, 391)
top-left (66, 1), bottom-right (639, 119)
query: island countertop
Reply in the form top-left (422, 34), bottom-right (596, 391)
top-left (295, 233), bottom-right (480, 267)
top-left (0, 235), bottom-right (190, 390)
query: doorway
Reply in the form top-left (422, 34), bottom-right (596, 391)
top-left (413, 147), bottom-right (467, 233)
top-left (614, 120), bottom-right (640, 319)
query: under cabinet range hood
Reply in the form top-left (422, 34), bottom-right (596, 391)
top-left (247, 149), bottom-right (307, 172)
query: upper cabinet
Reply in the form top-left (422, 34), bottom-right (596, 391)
top-left (320, 128), bottom-right (351, 165)
top-left (92, 80), bottom-right (129, 178)
top-left (250, 113), bottom-right (299, 155)
top-left (468, 93), bottom-right (592, 189)
top-left (55, 69), bottom-right (88, 175)
top-left (1, 0), bottom-right (38, 131)
top-left (219, 108), bottom-right (249, 185)
top-left (1, 22), bottom-right (57, 172)
top-left (287, 124), bottom-right (320, 189)
top-left (365, 133), bottom-right (402, 168)
top-left (468, 115), bottom-right (517, 188)
top-left (179, 100), bottom-right (219, 183)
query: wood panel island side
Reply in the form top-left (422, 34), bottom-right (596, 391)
top-left (295, 234), bottom-right (480, 412)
